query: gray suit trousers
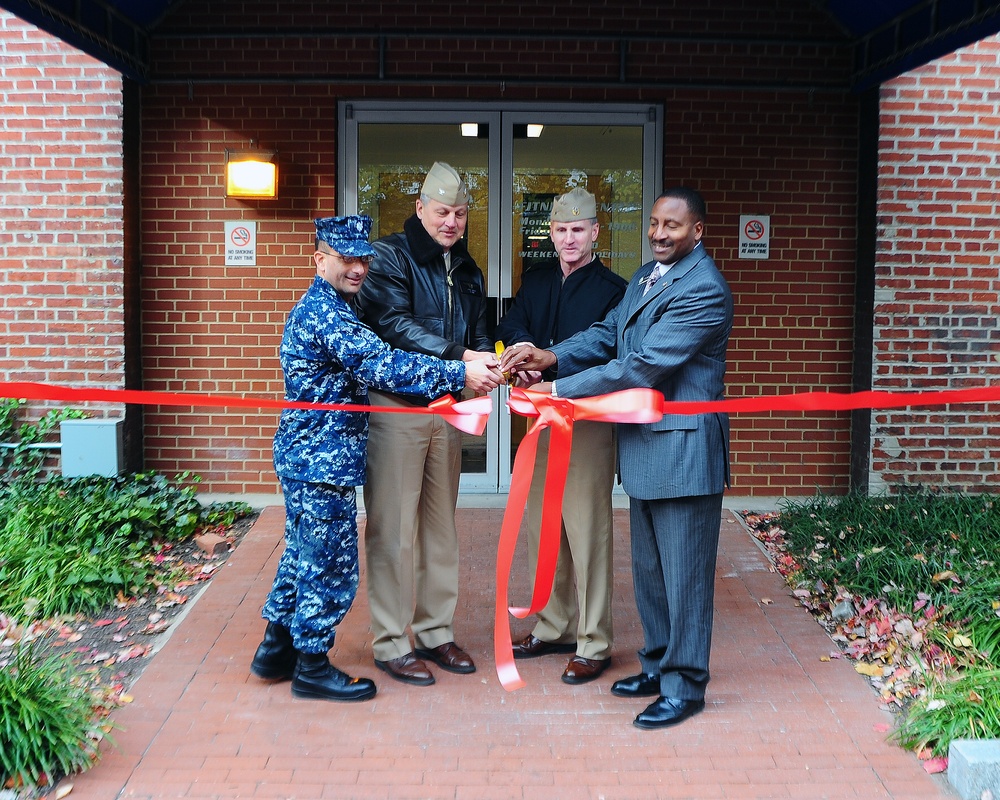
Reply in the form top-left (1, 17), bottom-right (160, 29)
top-left (630, 492), bottom-right (723, 700)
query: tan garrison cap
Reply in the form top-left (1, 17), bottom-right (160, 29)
top-left (550, 187), bottom-right (597, 222)
top-left (421, 161), bottom-right (470, 206)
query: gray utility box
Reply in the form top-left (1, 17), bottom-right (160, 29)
top-left (60, 418), bottom-right (124, 478)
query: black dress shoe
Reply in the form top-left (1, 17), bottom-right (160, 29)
top-left (511, 634), bottom-right (576, 660)
top-left (610, 672), bottom-right (659, 697)
top-left (415, 642), bottom-right (476, 674)
top-left (633, 696), bottom-right (705, 729)
top-left (291, 653), bottom-right (377, 702)
top-left (250, 621), bottom-right (297, 681)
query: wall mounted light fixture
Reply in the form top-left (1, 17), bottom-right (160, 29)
top-left (225, 149), bottom-right (278, 198)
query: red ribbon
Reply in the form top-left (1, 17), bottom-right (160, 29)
top-left (7, 378), bottom-right (1000, 690)
top-left (0, 381), bottom-right (492, 435)
top-left (660, 385), bottom-right (1000, 414)
top-left (494, 387), bottom-right (662, 690)
top-left (427, 395), bottom-right (491, 435)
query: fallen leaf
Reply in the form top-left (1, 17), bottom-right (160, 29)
top-left (760, 598), bottom-right (773, 605)
top-left (873, 723), bottom-right (891, 733)
top-left (117, 644), bottom-right (150, 662)
top-left (819, 656), bottom-right (830, 662)
top-left (855, 662), bottom-right (884, 677)
top-left (922, 757), bottom-right (948, 774)
top-left (932, 570), bottom-right (960, 584)
top-left (55, 784), bottom-right (73, 798)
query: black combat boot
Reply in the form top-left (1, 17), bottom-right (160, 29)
top-left (250, 622), bottom-right (297, 680)
top-left (291, 652), bottom-right (377, 702)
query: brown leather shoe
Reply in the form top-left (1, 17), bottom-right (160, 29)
top-left (415, 642), bottom-right (476, 674)
top-left (511, 634), bottom-right (576, 660)
top-left (561, 655), bottom-right (610, 685)
top-left (374, 653), bottom-right (435, 686)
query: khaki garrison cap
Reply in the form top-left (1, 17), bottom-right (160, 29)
top-left (421, 161), bottom-right (470, 206)
top-left (550, 187), bottom-right (597, 222)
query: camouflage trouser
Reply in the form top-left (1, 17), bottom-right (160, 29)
top-left (262, 479), bottom-right (359, 654)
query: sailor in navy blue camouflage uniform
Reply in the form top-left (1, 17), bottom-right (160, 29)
top-left (250, 215), bottom-right (503, 702)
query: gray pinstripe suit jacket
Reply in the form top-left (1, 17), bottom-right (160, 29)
top-left (549, 243), bottom-right (734, 501)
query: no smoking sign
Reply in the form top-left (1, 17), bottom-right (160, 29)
top-left (225, 221), bottom-right (257, 265)
top-left (738, 215), bottom-right (770, 260)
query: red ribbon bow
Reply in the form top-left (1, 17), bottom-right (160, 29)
top-left (494, 387), bottom-right (662, 690)
top-left (427, 394), bottom-right (492, 435)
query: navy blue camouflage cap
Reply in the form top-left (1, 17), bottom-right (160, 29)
top-left (314, 215), bottom-right (377, 259)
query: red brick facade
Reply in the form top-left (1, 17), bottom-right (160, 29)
top-left (871, 36), bottom-right (1000, 492)
top-left (0, 14), bottom-right (125, 423)
top-left (2, 4), bottom-right (997, 497)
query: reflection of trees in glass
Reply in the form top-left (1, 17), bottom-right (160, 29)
top-left (599, 169), bottom-right (644, 279)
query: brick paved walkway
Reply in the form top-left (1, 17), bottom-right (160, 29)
top-left (62, 505), bottom-right (955, 799)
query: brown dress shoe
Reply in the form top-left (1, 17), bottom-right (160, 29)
top-left (511, 634), bottom-right (576, 660)
top-left (561, 655), bottom-right (610, 685)
top-left (415, 642), bottom-right (476, 674)
top-left (374, 652), bottom-right (435, 686)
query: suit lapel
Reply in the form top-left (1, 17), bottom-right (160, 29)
top-left (627, 246), bottom-right (706, 321)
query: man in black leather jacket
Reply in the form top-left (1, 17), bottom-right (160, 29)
top-left (357, 162), bottom-right (503, 686)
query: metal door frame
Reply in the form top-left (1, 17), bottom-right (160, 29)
top-left (339, 100), bottom-right (662, 492)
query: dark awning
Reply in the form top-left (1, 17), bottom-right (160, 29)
top-left (1, 0), bottom-right (999, 88)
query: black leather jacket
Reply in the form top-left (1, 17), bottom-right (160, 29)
top-left (358, 214), bottom-right (492, 362)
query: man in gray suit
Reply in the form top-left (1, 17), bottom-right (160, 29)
top-left (499, 186), bottom-right (733, 729)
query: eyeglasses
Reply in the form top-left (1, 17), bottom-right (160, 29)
top-left (317, 249), bottom-right (374, 266)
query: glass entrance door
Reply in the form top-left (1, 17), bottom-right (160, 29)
top-left (340, 102), bottom-right (660, 492)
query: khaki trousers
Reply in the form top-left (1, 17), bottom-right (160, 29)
top-left (524, 420), bottom-right (616, 660)
top-left (363, 391), bottom-right (463, 661)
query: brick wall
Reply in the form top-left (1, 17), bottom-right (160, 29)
top-left (871, 35), bottom-right (1000, 493)
top-left (0, 12), bottom-right (125, 454)
top-left (2, 1), bottom-right (864, 496)
top-left (137, 81), bottom-right (859, 495)
top-left (137, 0), bottom-right (859, 496)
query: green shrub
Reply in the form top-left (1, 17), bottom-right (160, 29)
top-left (0, 641), bottom-right (109, 788)
top-left (0, 408), bottom-right (253, 790)
top-left (892, 669), bottom-right (1000, 757)
top-left (0, 472), bottom-right (251, 619)
top-left (0, 399), bottom-right (86, 483)
top-left (777, 492), bottom-right (1000, 652)
top-left (773, 491), bottom-right (1000, 755)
